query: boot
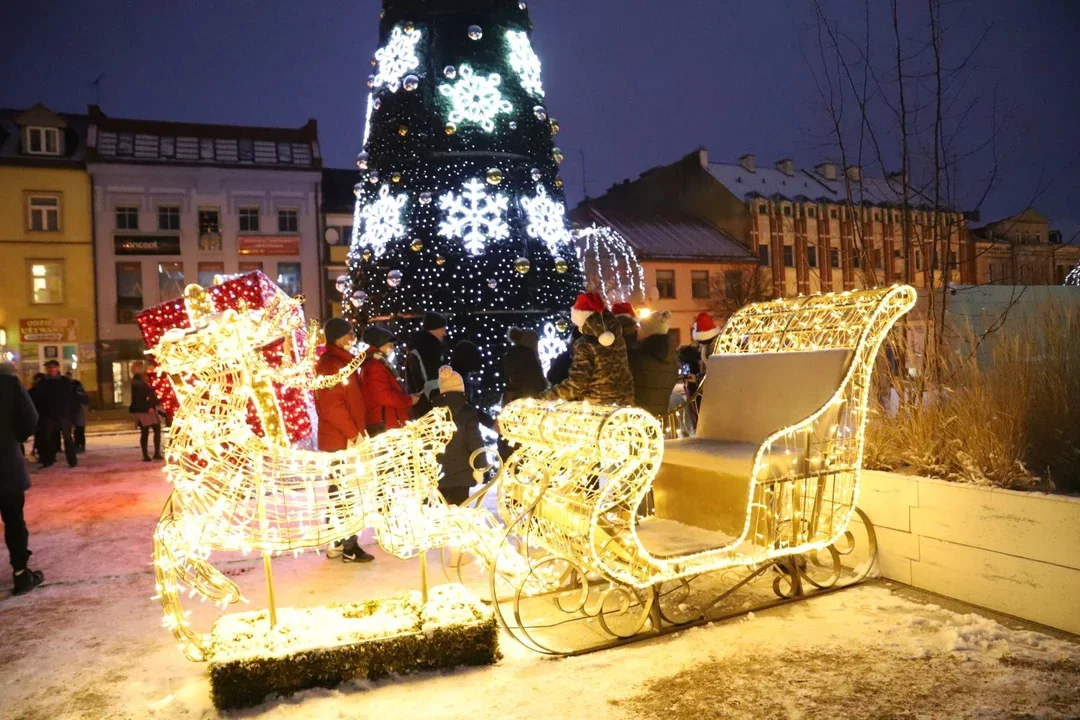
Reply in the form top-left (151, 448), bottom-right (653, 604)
top-left (13, 569), bottom-right (44, 596)
top-left (342, 537), bottom-right (374, 563)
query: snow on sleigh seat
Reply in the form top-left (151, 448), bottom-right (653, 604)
top-left (495, 285), bottom-right (917, 592)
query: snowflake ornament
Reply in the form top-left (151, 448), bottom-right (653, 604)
top-left (373, 26), bottom-right (422, 93)
top-left (521, 184), bottom-right (571, 255)
top-left (355, 184), bottom-right (408, 257)
top-left (506, 30), bottom-right (544, 97)
top-left (1066, 260), bottom-right (1080, 286)
top-left (438, 178), bottom-right (510, 256)
top-left (537, 323), bottom-right (568, 376)
top-left (439, 64), bottom-right (513, 132)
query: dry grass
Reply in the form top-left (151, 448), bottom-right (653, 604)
top-left (865, 303), bottom-right (1080, 493)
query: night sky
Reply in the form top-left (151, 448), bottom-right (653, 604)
top-left (4, 0), bottom-right (1077, 239)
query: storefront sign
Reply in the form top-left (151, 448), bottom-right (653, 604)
top-left (238, 236), bottom-right (300, 256)
top-left (19, 318), bottom-right (79, 343)
top-left (114, 235), bottom-right (181, 255)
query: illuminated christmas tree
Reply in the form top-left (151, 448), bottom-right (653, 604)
top-left (343, 0), bottom-right (582, 410)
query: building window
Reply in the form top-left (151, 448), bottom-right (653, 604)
top-left (807, 246), bottom-right (818, 268)
top-left (116, 206), bottom-right (139, 230)
top-left (239, 207), bottom-right (260, 233)
top-left (853, 252), bottom-right (862, 269)
top-left (26, 126), bottom-right (61, 155)
top-left (159, 137), bottom-right (175, 158)
top-left (830, 248), bottom-right (840, 268)
top-left (28, 194), bottom-right (60, 232)
top-left (758, 204), bottom-right (768, 215)
top-left (724, 270), bottom-right (742, 298)
top-left (197, 261), bottom-right (225, 287)
top-left (758, 244), bottom-right (770, 266)
top-left (158, 262), bottom-right (185, 302)
top-left (807, 208), bottom-right (816, 218)
top-left (29, 261), bottom-right (63, 304)
top-left (783, 245), bottom-right (794, 267)
top-left (690, 270), bottom-right (710, 299)
top-left (783, 206), bottom-right (792, 217)
top-left (948, 250), bottom-right (958, 267)
top-left (655, 269), bottom-right (676, 299)
top-left (915, 250), bottom-right (923, 270)
top-left (200, 138), bottom-right (215, 161)
top-left (238, 139), bottom-right (255, 162)
top-left (116, 262), bottom-right (143, 323)
top-left (278, 209), bottom-right (299, 233)
top-left (277, 143), bottom-right (293, 163)
top-left (116, 133), bottom-right (134, 156)
top-left (239, 261), bottom-right (263, 273)
top-left (198, 209), bottom-right (222, 251)
top-left (276, 263), bottom-right (302, 296)
top-left (158, 205), bottom-right (180, 231)
top-left (830, 208), bottom-right (838, 219)
top-left (873, 212), bottom-right (881, 221)
top-left (873, 248), bottom-right (883, 269)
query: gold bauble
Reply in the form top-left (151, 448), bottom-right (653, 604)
top-left (436, 255), bottom-right (447, 266)
top-left (555, 319), bottom-right (569, 333)
top-left (554, 257), bottom-right (569, 274)
top-left (410, 239), bottom-right (423, 252)
top-left (397, 125), bottom-right (409, 136)
top-left (404, 21), bottom-right (415, 33)
top-left (550, 119), bottom-right (561, 136)
top-left (555, 176), bottom-right (564, 188)
top-left (486, 167), bottom-right (504, 185)
top-left (361, 249), bottom-right (373, 261)
top-left (391, 171), bottom-right (402, 183)
top-left (513, 257), bottom-right (532, 274)
top-left (445, 122), bottom-right (457, 136)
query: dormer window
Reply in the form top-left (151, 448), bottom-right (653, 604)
top-left (26, 126), bottom-right (61, 156)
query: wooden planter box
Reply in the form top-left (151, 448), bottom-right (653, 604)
top-left (857, 470), bottom-right (1080, 635)
top-left (207, 583), bottom-right (500, 710)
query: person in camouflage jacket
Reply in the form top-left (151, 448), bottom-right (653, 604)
top-left (541, 293), bottom-right (634, 406)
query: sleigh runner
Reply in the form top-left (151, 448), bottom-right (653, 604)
top-left (477, 285), bottom-right (916, 654)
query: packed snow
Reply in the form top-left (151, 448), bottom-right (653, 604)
top-left (1, 433), bottom-right (1078, 719)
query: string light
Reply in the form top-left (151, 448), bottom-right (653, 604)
top-left (373, 25), bottom-right (422, 93)
top-left (573, 224), bottom-right (646, 305)
top-left (438, 178), bottom-right (510, 256)
top-left (505, 30), bottom-right (544, 97)
top-left (536, 321), bottom-right (568, 375)
top-left (439, 64), bottom-right (513, 132)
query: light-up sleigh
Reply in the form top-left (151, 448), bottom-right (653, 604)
top-left (463, 285), bottom-right (916, 654)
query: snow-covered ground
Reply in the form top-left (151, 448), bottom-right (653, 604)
top-left (2, 439), bottom-right (1078, 719)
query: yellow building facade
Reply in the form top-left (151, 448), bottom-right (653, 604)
top-left (0, 105), bottom-right (97, 400)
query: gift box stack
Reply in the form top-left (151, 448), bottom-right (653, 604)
top-left (135, 271), bottom-right (316, 444)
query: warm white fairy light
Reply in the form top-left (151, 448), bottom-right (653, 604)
top-left (149, 282), bottom-right (521, 663)
top-left (520, 184), bottom-right (571, 256)
top-left (573, 223), bottom-right (647, 305)
top-left (497, 286), bottom-right (916, 592)
top-left (438, 178), bottom-right (510, 256)
top-left (439, 64), bottom-right (513, 132)
top-left (363, 92), bottom-right (374, 146)
top-left (373, 26), bottom-right (422, 93)
top-left (1066, 260), bottom-right (1080, 286)
top-left (355, 184), bottom-right (408, 258)
top-left (537, 322), bottom-right (567, 376)
top-left (505, 30), bottom-right (544, 97)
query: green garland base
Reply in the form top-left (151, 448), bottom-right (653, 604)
top-left (206, 584), bottom-right (500, 710)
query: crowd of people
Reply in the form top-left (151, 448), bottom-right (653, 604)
top-left (311, 292), bottom-right (724, 565)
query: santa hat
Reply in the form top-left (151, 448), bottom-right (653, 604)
top-left (692, 312), bottom-right (720, 342)
top-left (570, 292), bottom-right (606, 330)
top-left (610, 301), bottom-right (636, 318)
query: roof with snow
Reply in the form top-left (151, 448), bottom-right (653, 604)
top-left (575, 204), bottom-right (756, 262)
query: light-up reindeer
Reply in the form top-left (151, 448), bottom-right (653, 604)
top-left (150, 283), bottom-right (506, 661)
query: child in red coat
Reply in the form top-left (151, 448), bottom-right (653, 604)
top-left (360, 326), bottom-right (418, 434)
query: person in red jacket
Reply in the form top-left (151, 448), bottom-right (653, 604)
top-left (360, 325), bottom-right (418, 434)
top-left (314, 317), bottom-right (374, 564)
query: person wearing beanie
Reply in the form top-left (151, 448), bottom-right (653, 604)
top-left (405, 310), bottom-right (448, 403)
top-left (541, 293), bottom-right (634, 406)
top-left (314, 317), bottom-right (373, 563)
top-left (431, 366), bottom-right (484, 505)
top-left (501, 327), bottom-right (547, 408)
top-left (360, 326), bottom-right (418, 435)
top-left (628, 310), bottom-right (678, 416)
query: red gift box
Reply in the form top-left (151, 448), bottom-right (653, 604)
top-left (135, 271), bottom-right (316, 444)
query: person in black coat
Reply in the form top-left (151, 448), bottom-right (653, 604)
top-left (405, 311), bottom-right (447, 398)
top-left (629, 311), bottom-right (678, 416)
top-left (501, 327), bottom-right (547, 406)
top-left (67, 373), bottom-right (90, 452)
top-left (129, 373), bottom-right (163, 461)
top-left (546, 326), bottom-right (581, 386)
top-left (0, 370), bottom-right (45, 595)
top-left (33, 359), bottom-right (78, 468)
top-left (431, 366), bottom-right (485, 505)
top-left (449, 339), bottom-right (495, 429)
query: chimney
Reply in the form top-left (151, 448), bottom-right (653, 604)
top-left (775, 158), bottom-right (795, 176)
top-left (886, 170), bottom-right (908, 187)
top-left (815, 162), bottom-right (837, 181)
top-left (698, 148), bottom-right (708, 168)
top-left (845, 165), bottom-right (862, 183)
top-left (739, 153), bottom-right (755, 173)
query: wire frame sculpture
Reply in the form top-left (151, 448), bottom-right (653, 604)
top-left (151, 283), bottom-right (490, 661)
top-left (490, 286), bottom-right (915, 650)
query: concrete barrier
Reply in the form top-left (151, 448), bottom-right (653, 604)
top-left (856, 470), bottom-right (1080, 635)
